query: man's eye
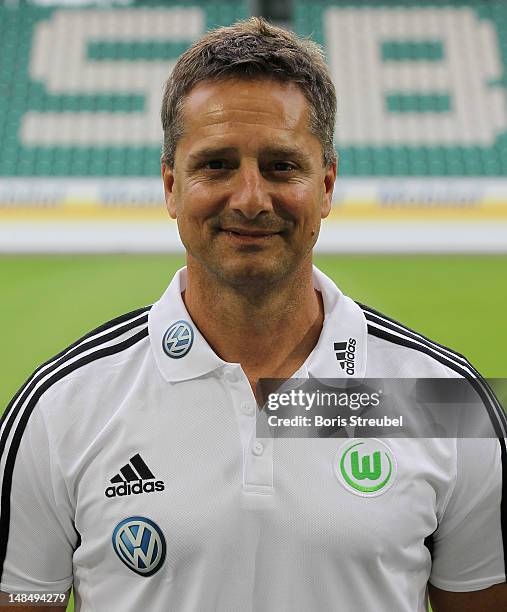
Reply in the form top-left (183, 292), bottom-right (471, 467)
top-left (272, 162), bottom-right (296, 172)
top-left (204, 160), bottom-right (226, 170)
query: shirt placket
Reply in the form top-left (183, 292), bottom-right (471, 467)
top-left (222, 364), bottom-right (274, 496)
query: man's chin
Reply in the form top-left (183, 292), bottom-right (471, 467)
top-left (213, 260), bottom-right (289, 290)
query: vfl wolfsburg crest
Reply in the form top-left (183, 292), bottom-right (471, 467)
top-left (335, 439), bottom-right (397, 497)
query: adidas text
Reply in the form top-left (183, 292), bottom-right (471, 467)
top-left (334, 337), bottom-right (357, 375)
top-left (105, 479), bottom-right (165, 498)
top-left (343, 338), bottom-right (356, 375)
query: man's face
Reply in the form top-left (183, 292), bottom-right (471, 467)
top-left (162, 78), bottom-right (336, 289)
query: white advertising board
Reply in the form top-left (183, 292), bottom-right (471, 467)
top-left (0, 178), bottom-right (506, 252)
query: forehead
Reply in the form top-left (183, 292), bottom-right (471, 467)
top-left (178, 78), bottom-right (314, 148)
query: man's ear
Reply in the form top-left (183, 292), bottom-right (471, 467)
top-left (161, 161), bottom-right (177, 219)
top-left (321, 158), bottom-right (337, 219)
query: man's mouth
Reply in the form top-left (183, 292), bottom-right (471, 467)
top-left (221, 227), bottom-right (280, 237)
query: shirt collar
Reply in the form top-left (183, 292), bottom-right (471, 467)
top-left (303, 266), bottom-right (367, 380)
top-left (149, 266), bottom-right (367, 383)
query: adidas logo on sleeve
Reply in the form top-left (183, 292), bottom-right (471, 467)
top-left (105, 453), bottom-right (165, 498)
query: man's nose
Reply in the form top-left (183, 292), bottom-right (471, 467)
top-left (228, 162), bottom-right (273, 219)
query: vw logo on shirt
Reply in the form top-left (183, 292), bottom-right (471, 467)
top-left (162, 320), bottom-right (194, 358)
top-left (112, 516), bottom-right (166, 577)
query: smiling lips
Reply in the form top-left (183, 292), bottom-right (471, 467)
top-left (220, 227), bottom-right (281, 241)
top-left (223, 227), bottom-right (279, 235)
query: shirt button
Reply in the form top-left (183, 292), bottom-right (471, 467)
top-left (241, 402), bottom-right (255, 415)
top-left (252, 441), bottom-right (264, 456)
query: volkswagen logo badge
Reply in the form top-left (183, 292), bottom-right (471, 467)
top-left (112, 516), bottom-right (166, 577)
top-left (162, 320), bottom-right (194, 359)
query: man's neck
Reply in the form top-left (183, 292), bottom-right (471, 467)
top-left (182, 262), bottom-right (324, 389)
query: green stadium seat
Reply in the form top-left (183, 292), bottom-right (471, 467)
top-left (295, 0), bottom-right (507, 177)
top-left (0, 2), bottom-right (247, 178)
top-left (0, 1), bottom-right (506, 178)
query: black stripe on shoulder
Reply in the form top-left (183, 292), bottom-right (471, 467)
top-left (360, 302), bottom-right (506, 430)
top-left (71, 305), bottom-right (151, 346)
top-left (367, 325), bottom-right (506, 437)
top-left (501, 437), bottom-right (507, 579)
top-left (29, 305), bottom-right (151, 381)
top-left (0, 326), bottom-right (149, 582)
top-left (358, 302), bottom-right (468, 364)
top-left (0, 308), bottom-right (151, 474)
top-left (359, 301), bottom-right (507, 436)
top-left (360, 302), bottom-right (503, 424)
top-left (1, 306), bottom-right (152, 427)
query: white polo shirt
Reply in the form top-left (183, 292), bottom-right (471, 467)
top-left (1, 266), bottom-right (505, 611)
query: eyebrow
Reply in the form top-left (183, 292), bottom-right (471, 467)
top-left (188, 145), bottom-right (311, 164)
top-left (188, 147), bottom-right (237, 163)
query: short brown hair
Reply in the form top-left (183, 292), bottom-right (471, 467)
top-left (160, 17), bottom-right (337, 168)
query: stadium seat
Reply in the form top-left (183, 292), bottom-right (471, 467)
top-left (0, 1), bottom-right (248, 178)
top-left (294, 0), bottom-right (507, 177)
top-left (1, 1), bottom-right (506, 178)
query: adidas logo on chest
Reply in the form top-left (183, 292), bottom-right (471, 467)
top-left (105, 453), bottom-right (165, 498)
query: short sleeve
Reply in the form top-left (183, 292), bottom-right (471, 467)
top-left (429, 437), bottom-right (506, 591)
top-left (0, 400), bottom-right (77, 593)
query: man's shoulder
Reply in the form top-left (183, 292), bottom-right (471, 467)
top-left (4, 305), bottom-right (153, 426)
top-left (356, 300), bottom-right (476, 379)
top-left (356, 301), bottom-right (507, 441)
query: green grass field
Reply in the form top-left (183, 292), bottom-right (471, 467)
top-left (1, 254), bottom-right (506, 411)
top-left (0, 253), bottom-right (506, 612)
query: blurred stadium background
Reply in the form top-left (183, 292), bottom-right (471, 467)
top-left (0, 1), bottom-right (506, 609)
top-left (1, 0), bottom-right (507, 251)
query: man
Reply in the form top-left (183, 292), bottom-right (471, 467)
top-left (0, 17), bottom-right (506, 612)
